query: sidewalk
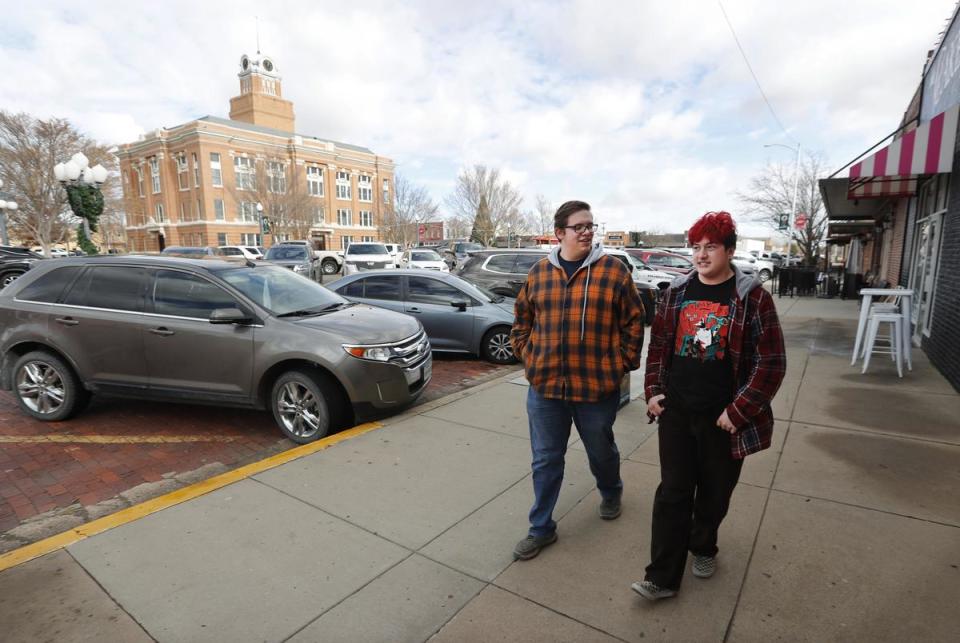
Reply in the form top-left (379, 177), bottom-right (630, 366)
top-left (1, 296), bottom-right (958, 642)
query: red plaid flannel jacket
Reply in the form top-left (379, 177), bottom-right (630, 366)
top-left (511, 248), bottom-right (645, 402)
top-left (644, 268), bottom-right (786, 458)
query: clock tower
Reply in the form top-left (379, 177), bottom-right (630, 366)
top-left (228, 53), bottom-right (296, 132)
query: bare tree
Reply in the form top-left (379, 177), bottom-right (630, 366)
top-left (534, 194), bottom-right (553, 235)
top-left (736, 153), bottom-right (828, 266)
top-left (446, 165), bottom-right (523, 244)
top-left (227, 159), bottom-right (315, 243)
top-left (379, 174), bottom-right (438, 246)
top-left (0, 111), bottom-right (114, 254)
top-left (443, 213), bottom-right (472, 240)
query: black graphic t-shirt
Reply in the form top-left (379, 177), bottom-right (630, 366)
top-left (667, 275), bottom-right (737, 414)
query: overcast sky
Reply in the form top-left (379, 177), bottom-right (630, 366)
top-left (1, 0), bottom-right (956, 237)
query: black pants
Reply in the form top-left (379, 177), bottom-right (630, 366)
top-left (644, 405), bottom-right (743, 590)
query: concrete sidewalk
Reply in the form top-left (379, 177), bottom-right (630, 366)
top-left (2, 296), bottom-right (959, 642)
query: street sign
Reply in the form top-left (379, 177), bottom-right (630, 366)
top-left (794, 213), bottom-right (807, 229)
top-left (777, 213), bottom-right (789, 231)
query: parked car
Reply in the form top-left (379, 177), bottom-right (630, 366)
top-left (456, 248), bottom-right (658, 325)
top-left (278, 240), bottom-right (343, 275)
top-left (219, 245), bottom-right (263, 261)
top-left (399, 248), bottom-right (449, 272)
top-left (627, 249), bottom-right (694, 276)
top-left (342, 243), bottom-right (396, 275)
top-left (331, 269), bottom-right (516, 364)
top-left (436, 240), bottom-right (485, 270)
top-left (0, 254), bottom-right (40, 290)
top-left (383, 243), bottom-right (403, 268)
top-left (1, 246), bottom-right (45, 260)
top-left (731, 251), bottom-right (758, 277)
top-left (160, 246), bottom-right (219, 257)
top-left (264, 244), bottom-right (319, 280)
top-left (605, 248), bottom-right (675, 291)
top-left (0, 256), bottom-right (431, 443)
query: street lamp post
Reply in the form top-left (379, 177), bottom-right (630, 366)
top-left (764, 142), bottom-right (802, 267)
top-left (0, 179), bottom-right (19, 246)
top-left (53, 152), bottom-right (108, 254)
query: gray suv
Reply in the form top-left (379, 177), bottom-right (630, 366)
top-left (0, 256), bottom-right (431, 443)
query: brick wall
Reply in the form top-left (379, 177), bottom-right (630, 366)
top-left (922, 147), bottom-right (960, 392)
top-left (885, 200), bottom-right (908, 284)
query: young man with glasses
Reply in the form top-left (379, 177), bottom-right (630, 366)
top-left (632, 211), bottom-right (785, 600)
top-left (510, 200), bottom-right (645, 560)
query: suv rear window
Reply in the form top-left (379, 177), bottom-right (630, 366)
top-left (63, 266), bottom-right (147, 312)
top-left (483, 255), bottom-right (517, 273)
top-left (348, 244), bottom-right (388, 255)
top-left (16, 266), bottom-right (82, 303)
top-left (513, 254), bottom-right (543, 273)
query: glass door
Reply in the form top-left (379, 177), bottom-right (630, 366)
top-left (908, 212), bottom-right (944, 343)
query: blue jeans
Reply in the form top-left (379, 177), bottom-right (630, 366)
top-left (526, 387), bottom-right (623, 537)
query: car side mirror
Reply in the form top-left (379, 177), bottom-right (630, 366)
top-left (209, 307), bottom-right (254, 325)
top-left (450, 299), bottom-right (468, 311)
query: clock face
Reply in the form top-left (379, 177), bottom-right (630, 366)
top-left (263, 59), bottom-right (274, 72)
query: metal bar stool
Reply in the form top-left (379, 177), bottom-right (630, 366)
top-left (861, 311), bottom-right (903, 377)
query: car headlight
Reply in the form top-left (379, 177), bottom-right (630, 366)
top-left (343, 345), bottom-right (393, 361)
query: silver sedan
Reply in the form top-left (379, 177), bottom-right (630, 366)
top-left (330, 269), bottom-right (517, 364)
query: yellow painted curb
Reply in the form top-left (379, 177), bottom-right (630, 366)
top-left (0, 421), bottom-right (384, 573)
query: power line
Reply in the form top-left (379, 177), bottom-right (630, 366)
top-left (717, 0), bottom-right (797, 145)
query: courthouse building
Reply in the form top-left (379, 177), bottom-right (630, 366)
top-left (117, 52), bottom-right (394, 252)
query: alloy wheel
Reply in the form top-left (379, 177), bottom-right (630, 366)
top-left (1, 272), bottom-right (22, 289)
top-left (277, 381), bottom-right (323, 440)
top-left (16, 361), bottom-right (66, 415)
top-left (487, 332), bottom-right (514, 362)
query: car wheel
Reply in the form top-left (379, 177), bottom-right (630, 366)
top-left (13, 350), bottom-right (87, 421)
top-left (322, 259), bottom-right (339, 275)
top-left (0, 269), bottom-right (25, 290)
top-left (759, 269), bottom-right (772, 282)
top-left (481, 326), bottom-right (516, 364)
top-left (270, 370), bottom-right (332, 444)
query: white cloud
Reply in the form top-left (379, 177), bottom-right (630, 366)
top-left (1, 0), bottom-right (956, 238)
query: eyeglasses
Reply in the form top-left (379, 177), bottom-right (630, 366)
top-left (562, 223), bottom-right (597, 234)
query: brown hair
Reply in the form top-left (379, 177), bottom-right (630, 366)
top-left (553, 200), bottom-right (591, 230)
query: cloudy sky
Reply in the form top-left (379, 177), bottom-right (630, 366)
top-left (1, 0), bottom-right (956, 236)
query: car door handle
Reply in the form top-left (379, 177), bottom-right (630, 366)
top-left (407, 307), bottom-right (422, 313)
top-left (54, 317), bottom-right (79, 326)
top-left (149, 327), bottom-right (175, 336)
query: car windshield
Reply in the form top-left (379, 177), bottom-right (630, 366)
top-left (348, 244), bottom-right (388, 255)
top-left (458, 243), bottom-right (483, 253)
top-left (411, 250), bottom-right (441, 261)
top-left (265, 246), bottom-right (307, 261)
top-left (626, 254), bottom-right (649, 270)
top-left (219, 265), bottom-right (346, 316)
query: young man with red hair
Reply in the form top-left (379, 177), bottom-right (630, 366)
top-left (632, 211), bottom-right (785, 601)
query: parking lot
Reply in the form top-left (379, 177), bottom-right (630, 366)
top-left (0, 354), bottom-right (519, 549)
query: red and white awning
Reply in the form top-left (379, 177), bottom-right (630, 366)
top-left (848, 104), bottom-right (959, 198)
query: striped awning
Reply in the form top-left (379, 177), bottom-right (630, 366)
top-left (848, 104), bottom-right (959, 199)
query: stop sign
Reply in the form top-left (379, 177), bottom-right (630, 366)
top-left (794, 213), bottom-right (807, 229)
top-left (419, 225), bottom-right (426, 235)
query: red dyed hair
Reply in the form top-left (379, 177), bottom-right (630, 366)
top-left (688, 211), bottom-right (738, 248)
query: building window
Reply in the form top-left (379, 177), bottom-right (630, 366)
top-left (240, 233), bottom-right (261, 246)
top-left (382, 178), bottom-right (389, 204)
top-left (238, 201), bottom-right (258, 223)
top-left (217, 232), bottom-right (228, 246)
top-left (196, 199), bottom-right (203, 220)
top-left (150, 157), bottom-right (161, 194)
top-left (307, 166), bottom-right (324, 196)
top-left (340, 235), bottom-right (354, 250)
top-left (360, 210), bottom-right (373, 227)
top-left (135, 167), bottom-right (144, 197)
top-left (155, 203), bottom-right (165, 223)
top-left (179, 201), bottom-right (187, 221)
top-left (214, 199), bottom-right (225, 221)
top-left (192, 153), bottom-right (200, 187)
top-left (313, 206), bottom-right (326, 225)
top-left (336, 171), bottom-right (351, 200)
top-left (210, 153), bottom-right (223, 187)
top-left (235, 156), bottom-right (256, 191)
top-left (337, 208), bottom-right (352, 226)
top-left (361, 235), bottom-right (375, 242)
top-left (267, 161), bottom-right (286, 193)
top-left (176, 154), bottom-right (189, 190)
top-left (358, 175), bottom-right (373, 202)
top-left (263, 79), bottom-right (277, 96)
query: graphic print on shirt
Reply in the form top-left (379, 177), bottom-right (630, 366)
top-left (674, 300), bottom-right (731, 360)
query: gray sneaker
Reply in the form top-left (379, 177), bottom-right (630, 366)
top-left (513, 532), bottom-right (558, 560)
top-left (598, 495), bottom-right (622, 520)
top-left (631, 580), bottom-right (677, 601)
top-left (692, 555), bottom-right (716, 578)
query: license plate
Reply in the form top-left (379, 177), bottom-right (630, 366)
top-left (405, 361), bottom-right (431, 385)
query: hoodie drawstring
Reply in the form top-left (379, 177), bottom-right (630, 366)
top-left (581, 262), bottom-right (591, 341)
